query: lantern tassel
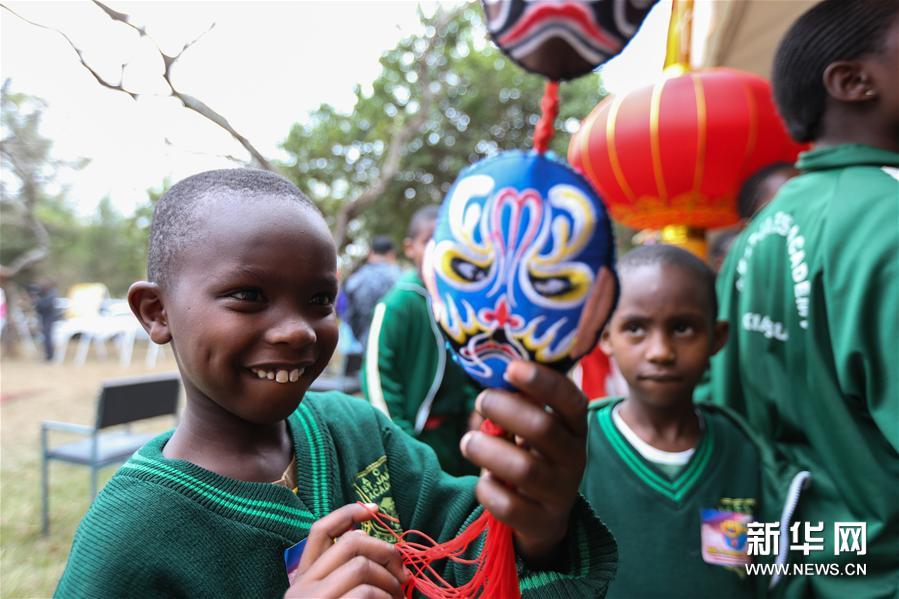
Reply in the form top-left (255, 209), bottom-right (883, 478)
top-left (663, 0), bottom-right (694, 76)
top-left (361, 419), bottom-right (521, 599)
top-left (533, 81), bottom-right (560, 154)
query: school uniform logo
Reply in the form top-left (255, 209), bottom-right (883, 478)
top-left (354, 456), bottom-right (403, 542)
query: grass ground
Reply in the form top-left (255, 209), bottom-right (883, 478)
top-left (1, 346), bottom-right (180, 598)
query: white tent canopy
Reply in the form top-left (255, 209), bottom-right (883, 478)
top-left (700, 0), bottom-right (819, 77)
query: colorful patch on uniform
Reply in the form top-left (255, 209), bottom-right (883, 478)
top-left (353, 456), bottom-right (403, 542)
top-left (283, 537), bottom-right (307, 584)
top-left (701, 508), bottom-right (752, 567)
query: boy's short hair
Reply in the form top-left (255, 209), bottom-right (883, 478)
top-left (147, 168), bottom-right (317, 287)
top-left (619, 244), bottom-right (718, 320)
top-left (736, 162), bottom-right (794, 220)
top-left (772, 0), bottom-right (899, 142)
top-left (370, 235), bottom-right (396, 255)
top-left (407, 205), bottom-right (440, 239)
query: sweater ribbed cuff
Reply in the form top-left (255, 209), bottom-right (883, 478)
top-left (518, 494), bottom-right (618, 598)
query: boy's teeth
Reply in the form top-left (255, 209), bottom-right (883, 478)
top-left (251, 367), bottom-right (305, 384)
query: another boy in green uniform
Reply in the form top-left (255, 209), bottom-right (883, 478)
top-left (363, 205), bottom-right (480, 476)
top-left (55, 169), bottom-right (617, 598)
top-left (712, 1), bottom-right (899, 596)
top-left (582, 245), bottom-right (770, 598)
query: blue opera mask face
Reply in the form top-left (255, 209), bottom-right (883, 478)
top-left (423, 151), bottom-right (617, 389)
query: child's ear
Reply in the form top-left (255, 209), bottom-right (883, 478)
top-left (823, 61), bottom-right (876, 103)
top-left (598, 326), bottom-right (613, 357)
top-left (127, 281), bottom-right (171, 344)
top-left (710, 320), bottom-right (729, 356)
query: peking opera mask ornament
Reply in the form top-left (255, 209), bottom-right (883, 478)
top-left (375, 4), bottom-right (640, 598)
top-left (482, 0), bottom-right (658, 81)
top-left (422, 150), bottom-right (617, 389)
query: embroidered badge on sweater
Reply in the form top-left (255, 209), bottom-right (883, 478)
top-left (700, 508), bottom-right (753, 567)
top-left (354, 456), bottom-right (403, 542)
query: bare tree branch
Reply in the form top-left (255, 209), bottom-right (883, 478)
top-left (89, 2), bottom-right (275, 169)
top-left (91, 0), bottom-right (144, 36)
top-left (169, 91), bottom-right (271, 169)
top-left (3, 2), bottom-right (461, 252)
top-left (0, 3), bottom-right (138, 99)
top-left (332, 9), bottom-right (453, 249)
top-left (1, 79), bottom-right (59, 283)
top-left (168, 21), bottom-right (215, 64)
top-left (164, 137), bottom-right (246, 166)
top-left (0, 189), bottom-right (51, 280)
top-left (0, 247), bottom-right (49, 281)
top-left (1, 2), bottom-right (272, 170)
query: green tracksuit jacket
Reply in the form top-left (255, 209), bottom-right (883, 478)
top-left (362, 270), bottom-right (480, 476)
top-left (56, 392), bottom-right (618, 598)
top-left (711, 145), bottom-right (899, 598)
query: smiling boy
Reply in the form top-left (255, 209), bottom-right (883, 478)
top-left (581, 245), bottom-right (768, 598)
top-left (55, 169), bottom-right (617, 598)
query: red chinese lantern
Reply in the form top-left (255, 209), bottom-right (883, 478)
top-left (568, 68), bottom-right (806, 252)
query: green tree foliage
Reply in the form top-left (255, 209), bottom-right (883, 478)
top-left (1, 81), bottom-right (60, 277)
top-left (1, 81), bottom-right (159, 297)
top-left (280, 7), bottom-right (607, 262)
top-left (41, 197), bottom-right (149, 296)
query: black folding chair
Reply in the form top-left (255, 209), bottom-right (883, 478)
top-left (40, 372), bottom-right (181, 534)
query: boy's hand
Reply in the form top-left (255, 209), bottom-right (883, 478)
top-left (460, 360), bottom-right (588, 565)
top-left (284, 503), bottom-right (409, 599)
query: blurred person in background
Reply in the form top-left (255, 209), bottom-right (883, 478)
top-left (362, 206), bottom-right (480, 476)
top-left (31, 278), bottom-right (59, 361)
top-left (342, 235), bottom-right (401, 348)
top-left (736, 161), bottom-right (799, 223)
top-left (709, 162), bottom-right (799, 274)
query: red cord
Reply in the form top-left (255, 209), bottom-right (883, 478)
top-left (358, 419), bottom-right (520, 598)
top-left (533, 81), bottom-right (560, 154)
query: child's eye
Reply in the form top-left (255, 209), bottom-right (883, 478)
top-left (624, 323), bottom-right (644, 335)
top-left (229, 289), bottom-right (265, 303)
top-left (310, 293), bottom-right (335, 307)
top-left (673, 323), bottom-right (695, 335)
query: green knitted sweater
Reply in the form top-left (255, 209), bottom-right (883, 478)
top-left (582, 399), bottom-right (762, 598)
top-left (362, 270), bottom-right (481, 476)
top-left (56, 392), bottom-right (617, 598)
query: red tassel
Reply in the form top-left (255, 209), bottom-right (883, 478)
top-left (533, 81), bottom-right (560, 154)
top-left (360, 419), bottom-right (521, 598)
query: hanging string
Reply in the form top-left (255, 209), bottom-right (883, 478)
top-left (532, 80), bottom-right (560, 154)
top-left (360, 420), bottom-right (520, 599)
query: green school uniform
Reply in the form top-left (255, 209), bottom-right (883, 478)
top-left (581, 398), bottom-right (764, 599)
top-left (362, 270), bottom-right (480, 476)
top-left (56, 392), bottom-right (617, 598)
top-left (712, 145), bottom-right (899, 597)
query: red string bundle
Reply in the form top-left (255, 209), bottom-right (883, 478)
top-left (363, 78), bottom-right (563, 599)
top-left (361, 419), bottom-right (520, 599)
top-left (532, 81), bottom-right (560, 154)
